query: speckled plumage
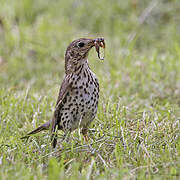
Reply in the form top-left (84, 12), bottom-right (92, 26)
top-left (54, 62), bottom-right (99, 132)
top-left (25, 38), bottom-right (104, 148)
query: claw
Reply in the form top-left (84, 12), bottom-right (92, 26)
top-left (83, 134), bottom-right (89, 142)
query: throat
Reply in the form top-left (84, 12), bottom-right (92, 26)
top-left (74, 60), bottom-right (90, 75)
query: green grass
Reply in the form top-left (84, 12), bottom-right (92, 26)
top-left (0, 0), bottom-right (180, 179)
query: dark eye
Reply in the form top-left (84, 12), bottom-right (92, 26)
top-left (78, 42), bottom-right (85, 48)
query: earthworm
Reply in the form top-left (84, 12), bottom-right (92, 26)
top-left (94, 38), bottom-right (105, 60)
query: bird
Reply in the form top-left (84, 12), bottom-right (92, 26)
top-left (24, 37), bottom-right (105, 148)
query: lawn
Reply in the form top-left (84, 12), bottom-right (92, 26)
top-left (0, 0), bottom-right (180, 179)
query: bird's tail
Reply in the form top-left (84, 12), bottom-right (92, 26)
top-left (21, 120), bottom-right (51, 139)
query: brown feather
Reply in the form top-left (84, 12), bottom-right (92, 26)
top-left (50, 74), bottom-right (72, 147)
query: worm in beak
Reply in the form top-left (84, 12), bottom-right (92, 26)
top-left (94, 38), bottom-right (105, 60)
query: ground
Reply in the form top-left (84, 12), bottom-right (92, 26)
top-left (0, 0), bottom-right (180, 179)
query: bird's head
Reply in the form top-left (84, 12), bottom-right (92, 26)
top-left (65, 38), bottom-right (105, 74)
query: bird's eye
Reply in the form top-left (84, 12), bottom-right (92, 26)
top-left (78, 42), bottom-right (85, 48)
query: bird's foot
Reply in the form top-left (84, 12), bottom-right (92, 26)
top-left (82, 128), bottom-right (89, 142)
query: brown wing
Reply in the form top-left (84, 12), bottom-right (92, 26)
top-left (50, 74), bottom-right (72, 147)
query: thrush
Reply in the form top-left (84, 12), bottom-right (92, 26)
top-left (24, 37), bottom-right (105, 148)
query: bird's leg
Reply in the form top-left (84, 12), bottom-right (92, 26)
top-left (82, 128), bottom-right (89, 142)
top-left (51, 133), bottom-right (57, 148)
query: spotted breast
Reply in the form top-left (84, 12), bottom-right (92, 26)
top-left (55, 61), bottom-right (99, 133)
